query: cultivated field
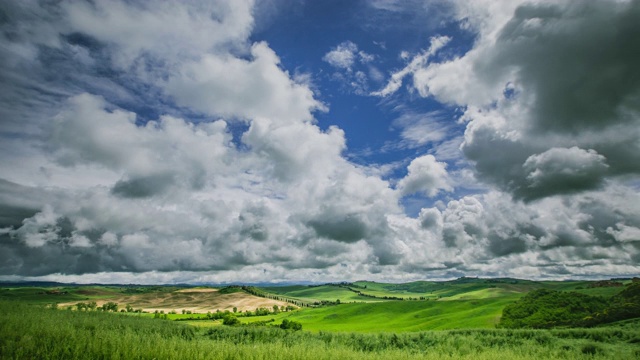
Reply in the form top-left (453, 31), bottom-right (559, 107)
top-left (1, 277), bottom-right (639, 359)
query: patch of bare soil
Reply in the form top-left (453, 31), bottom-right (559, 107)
top-left (59, 290), bottom-right (294, 314)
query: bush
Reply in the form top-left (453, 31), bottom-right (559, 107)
top-left (279, 319), bottom-right (302, 330)
top-left (222, 314), bottom-right (240, 326)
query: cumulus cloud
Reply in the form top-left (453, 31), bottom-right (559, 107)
top-left (366, 0), bottom-right (639, 279)
top-left (61, 0), bottom-right (255, 67)
top-left (2, 0), bottom-right (395, 278)
top-left (383, 0), bottom-right (640, 201)
top-left (522, 147), bottom-right (609, 200)
top-left (0, 0), bottom-right (638, 283)
top-left (607, 223), bottom-right (640, 243)
top-left (166, 42), bottom-right (324, 123)
top-left (397, 155), bottom-right (452, 197)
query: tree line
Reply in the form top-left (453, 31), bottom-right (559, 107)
top-left (499, 282), bottom-right (640, 328)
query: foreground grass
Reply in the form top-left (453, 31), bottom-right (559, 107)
top-left (1, 301), bottom-right (639, 359)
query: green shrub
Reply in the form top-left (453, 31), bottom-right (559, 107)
top-left (222, 314), bottom-right (240, 326)
top-left (280, 319), bottom-right (302, 330)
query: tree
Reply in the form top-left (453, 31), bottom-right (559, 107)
top-left (102, 302), bottom-right (118, 312)
top-left (280, 319), bottom-right (302, 330)
top-left (222, 314), bottom-right (240, 326)
top-left (233, 307), bottom-right (238, 313)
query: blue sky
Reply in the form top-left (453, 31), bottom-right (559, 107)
top-left (0, 0), bottom-right (639, 284)
top-left (250, 0), bottom-right (475, 213)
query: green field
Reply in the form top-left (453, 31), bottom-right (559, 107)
top-left (241, 295), bottom-right (518, 332)
top-left (258, 278), bottom-right (625, 306)
top-left (263, 284), bottom-right (388, 303)
top-left (1, 278), bottom-right (639, 359)
top-left (2, 300), bottom-right (639, 359)
top-left (0, 286), bottom-right (128, 304)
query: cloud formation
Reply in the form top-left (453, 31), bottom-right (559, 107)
top-left (0, 0), bottom-right (638, 283)
top-left (384, 0), bottom-right (640, 201)
top-left (323, 41), bottom-right (359, 70)
top-left (397, 155), bottom-right (452, 197)
top-left (322, 40), bottom-right (378, 95)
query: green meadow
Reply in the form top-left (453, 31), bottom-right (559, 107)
top-left (241, 295), bottom-right (519, 332)
top-left (1, 299), bottom-right (639, 360)
top-left (1, 277), bottom-right (639, 359)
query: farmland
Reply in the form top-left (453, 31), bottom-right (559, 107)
top-left (1, 277), bottom-right (639, 359)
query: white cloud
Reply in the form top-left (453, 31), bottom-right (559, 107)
top-left (323, 41), bottom-right (358, 69)
top-left (523, 147), bottom-right (609, 196)
top-left (0, 0), bottom-right (639, 282)
top-left (607, 223), bottom-right (640, 243)
top-left (62, 0), bottom-right (255, 67)
top-left (388, 0), bottom-right (640, 202)
top-left (397, 155), bottom-right (452, 197)
top-left (322, 41), bottom-right (379, 95)
top-left (358, 50), bottom-right (375, 63)
top-left (166, 42), bottom-right (324, 123)
top-left (372, 35), bottom-right (450, 97)
top-left (392, 111), bottom-right (450, 148)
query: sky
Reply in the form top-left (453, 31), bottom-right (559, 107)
top-left (0, 0), bottom-right (639, 284)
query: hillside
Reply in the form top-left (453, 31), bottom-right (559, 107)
top-left (0, 286), bottom-right (291, 313)
top-left (243, 295), bottom-right (520, 332)
top-left (1, 277), bottom-right (636, 333)
top-left (499, 282), bottom-right (640, 329)
top-left (259, 277), bottom-right (627, 304)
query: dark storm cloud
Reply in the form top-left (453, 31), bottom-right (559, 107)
top-left (111, 173), bottom-right (176, 198)
top-left (459, 0), bottom-right (640, 201)
top-left (0, 233), bottom-right (120, 276)
top-left (0, 179), bottom-right (50, 228)
top-left (307, 214), bottom-right (368, 243)
top-left (497, 0), bottom-right (640, 134)
top-left (519, 147), bottom-right (610, 200)
top-left (238, 204), bottom-right (271, 241)
top-left (486, 231), bottom-right (528, 257)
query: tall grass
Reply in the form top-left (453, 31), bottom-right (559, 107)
top-left (1, 300), bottom-right (638, 359)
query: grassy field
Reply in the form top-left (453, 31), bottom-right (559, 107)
top-left (257, 278), bottom-right (624, 306)
top-left (0, 277), bottom-right (634, 334)
top-left (239, 295), bottom-right (520, 332)
top-left (264, 284), bottom-right (388, 303)
top-left (1, 300), bottom-right (638, 360)
top-left (1, 278), bottom-right (639, 359)
top-left (0, 285), bottom-right (127, 305)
